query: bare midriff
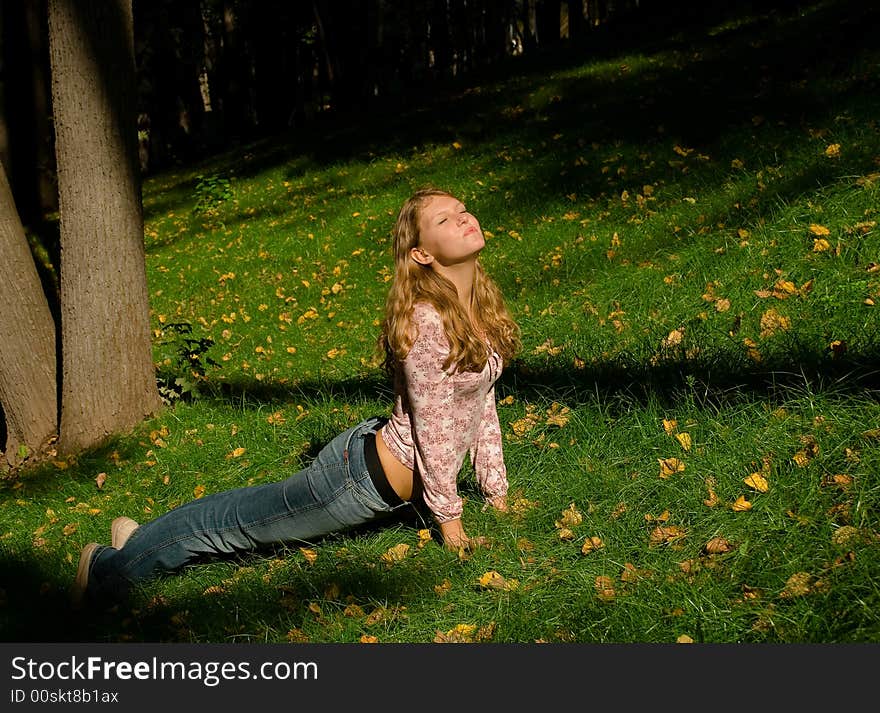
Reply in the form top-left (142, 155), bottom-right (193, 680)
top-left (375, 428), bottom-right (414, 501)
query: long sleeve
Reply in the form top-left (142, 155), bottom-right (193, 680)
top-left (469, 382), bottom-right (509, 503)
top-left (402, 305), bottom-right (468, 523)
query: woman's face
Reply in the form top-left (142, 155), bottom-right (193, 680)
top-left (413, 194), bottom-right (485, 268)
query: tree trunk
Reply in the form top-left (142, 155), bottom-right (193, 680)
top-left (0, 161), bottom-right (57, 469)
top-left (47, 0), bottom-right (161, 455)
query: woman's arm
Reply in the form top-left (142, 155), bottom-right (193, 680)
top-left (402, 304), bottom-right (469, 527)
top-left (470, 383), bottom-right (510, 511)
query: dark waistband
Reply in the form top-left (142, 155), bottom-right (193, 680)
top-left (363, 429), bottom-right (405, 507)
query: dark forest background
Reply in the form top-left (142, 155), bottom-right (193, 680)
top-left (0, 0), bottom-right (806, 232)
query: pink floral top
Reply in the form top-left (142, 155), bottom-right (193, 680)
top-left (380, 302), bottom-right (508, 524)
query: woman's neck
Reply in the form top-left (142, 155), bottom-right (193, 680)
top-left (434, 261), bottom-right (475, 312)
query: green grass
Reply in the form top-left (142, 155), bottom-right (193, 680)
top-left (2, 0), bottom-right (879, 643)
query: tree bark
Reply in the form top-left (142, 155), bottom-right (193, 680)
top-left (0, 161), bottom-right (57, 469)
top-left (47, 0), bottom-right (161, 455)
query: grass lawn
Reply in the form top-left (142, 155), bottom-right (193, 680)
top-left (2, 0), bottom-right (879, 643)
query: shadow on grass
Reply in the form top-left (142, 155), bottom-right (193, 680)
top-left (0, 510), bottom-right (430, 643)
top-left (196, 341), bottom-right (880, 416)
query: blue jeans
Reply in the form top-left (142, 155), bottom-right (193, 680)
top-left (88, 416), bottom-right (412, 602)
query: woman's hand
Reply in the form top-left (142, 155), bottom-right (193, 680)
top-left (439, 519), bottom-right (488, 551)
top-left (487, 495), bottom-right (508, 513)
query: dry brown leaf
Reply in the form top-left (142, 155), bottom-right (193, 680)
top-left (434, 623), bottom-right (478, 643)
top-left (365, 607), bottom-right (392, 626)
top-left (703, 537), bottom-right (734, 554)
top-left (359, 635), bottom-right (379, 643)
top-left (545, 402), bottom-right (571, 427)
top-left (620, 562), bottom-right (652, 583)
top-left (555, 503), bottom-right (583, 529)
top-left (193, 484), bottom-right (206, 499)
top-left (343, 603), bottom-right (366, 618)
top-left (434, 579), bottom-right (452, 596)
top-left (95, 472), bottom-right (107, 489)
top-left (831, 526), bottom-right (861, 547)
top-left (581, 536), bottom-right (605, 554)
top-left (759, 308), bottom-right (791, 338)
top-left (780, 572), bottom-right (813, 598)
top-left (822, 474), bottom-right (853, 491)
top-left (703, 486), bottom-right (720, 508)
top-left (510, 496), bottom-right (540, 516)
top-left (661, 328), bottom-right (685, 350)
top-left (772, 279), bottom-right (798, 299)
top-left (286, 628), bottom-right (310, 643)
top-left (594, 576), bottom-right (616, 601)
top-left (649, 525), bottom-right (686, 546)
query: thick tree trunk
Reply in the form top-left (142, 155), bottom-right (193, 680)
top-left (0, 162), bottom-right (57, 469)
top-left (47, 0), bottom-right (161, 455)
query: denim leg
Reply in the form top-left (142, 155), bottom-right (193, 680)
top-left (88, 417), bottom-right (398, 600)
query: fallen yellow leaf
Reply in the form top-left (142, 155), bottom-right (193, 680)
top-left (300, 547), bottom-right (317, 564)
top-left (731, 495), bottom-right (753, 511)
top-left (417, 529), bottom-right (433, 548)
top-left (434, 623), bottom-right (477, 643)
top-left (581, 536), bottom-right (605, 554)
top-left (658, 457), bottom-right (685, 478)
top-left (831, 526), bottom-right (861, 547)
top-left (780, 572), bottom-right (813, 598)
top-left (645, 509), bottom-right (671, 522)
top-left (478, 570), bottom-right (518, 591)
top-left (381, 543), bottom-right (410, 564)
top-left (649, 525), bottom-right (686, 546)
top-left (675, 432), bottom-right (692, 451)
top-left (594, 576), bottom-right (616, 601)
top-left (555, 503), bottom-right (583, 529)
top-left (743, 473), bottom-right (769, 492)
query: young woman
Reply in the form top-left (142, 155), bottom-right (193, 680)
top-left (72, 187), bottom-right (520, 607)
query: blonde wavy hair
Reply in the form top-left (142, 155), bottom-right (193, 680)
top-left (379, 187), bottom-right (520, 374)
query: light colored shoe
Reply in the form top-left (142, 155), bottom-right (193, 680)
top-left (111, 517), bottom-right (139, 549)
top-left (71, 542), bottom-right (99, 609)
